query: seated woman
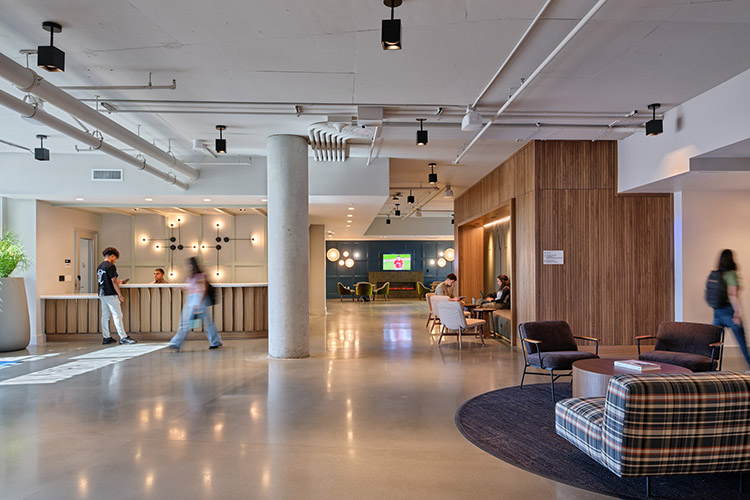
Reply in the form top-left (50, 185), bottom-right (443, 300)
top-left (493, 274), bottom-right (510, 309)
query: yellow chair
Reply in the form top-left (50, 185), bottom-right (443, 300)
top-left (337, 282), bottom-right (355, 302)
top-left (355, 282), bottom-right (374, 302)
top-left (374, 282), bottom-right (390, 301)
top-left (417, 282), bottom-right (430, 299)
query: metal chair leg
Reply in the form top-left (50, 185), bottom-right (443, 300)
top-left (520, 367), bottom-right (527, 389)
top-left (645, 476), bottom-right (650, 497)
top-left (550, 370), bottom-right (556, 401)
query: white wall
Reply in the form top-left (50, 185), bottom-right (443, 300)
top-left (678, 191), bottom-right (750, 346)
top-left (618, 66), bottom-right (750, 193)
top-left (101, 212), bottom-right (267, 283)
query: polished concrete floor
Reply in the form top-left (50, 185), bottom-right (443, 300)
top-left (2, 300), bottom-right (748, 500)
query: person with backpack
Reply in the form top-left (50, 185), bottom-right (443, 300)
top-left (168, 257), bottom-right (222, 351)
top-left (707, 249), bottom-right (750, 367)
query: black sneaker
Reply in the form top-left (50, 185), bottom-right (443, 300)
top-left (208, 343), bottom-right (223, 350)
top-left (102, 337), bottom-right (116, 345)
top-left (119, 336), bottom-right (137, 345)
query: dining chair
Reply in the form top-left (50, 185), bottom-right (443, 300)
top-left (436, 300), bottom-right (485, 348)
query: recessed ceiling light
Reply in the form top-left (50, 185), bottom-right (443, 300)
top-left (75, 197), bottom-right (84, 201)
top-left (261, 198), bottom-right (268, 202)
top-left (239, 208), bottom-right (247, 212)
top-left (203, 198), bottom-right (211, 202)
top-left (145, 198), bottom-right (153, 202)
top-left (347, 214), bottom-right (353, 218)
top-left (348, 207), bottom-right (355, 210)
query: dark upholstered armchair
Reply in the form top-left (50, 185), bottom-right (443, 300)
top-left (337, 282), bottom-right (354, 302)
top-left (636, 321), bottom-right (724, 372)
top-left (519, 321), bottom-right (599, 401)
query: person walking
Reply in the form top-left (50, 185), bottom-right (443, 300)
top-left (168, 257), bottom-right (223, 350)
top-left (97, 247), bottom-right (137, 345)
top-left (711, 249), bottom-right (750, 367)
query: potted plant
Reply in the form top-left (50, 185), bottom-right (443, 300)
top-left (0, 230), bottom-right (32, 351)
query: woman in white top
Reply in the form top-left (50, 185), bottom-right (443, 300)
top-left (168, 257), bottom-right (223, 350)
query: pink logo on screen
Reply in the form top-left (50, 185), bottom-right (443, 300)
top-left (394, 256), bottom-right (403, 269)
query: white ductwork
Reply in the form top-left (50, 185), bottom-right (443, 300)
top-left (307, 122), bottom-right (374, 162)
top-left (0, 88), bottom-right (188, 190)
top-left (0, 51), bottom-right (199, 180)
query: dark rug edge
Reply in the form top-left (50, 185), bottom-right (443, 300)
top-left (454, 385), bottom-right (627, 499)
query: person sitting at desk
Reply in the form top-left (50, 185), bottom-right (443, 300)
top-left (152, 268), bottom-right (168, 284)
top-left (435, 274), bottom-right (464, 303)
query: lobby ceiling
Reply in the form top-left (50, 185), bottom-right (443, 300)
top-left (1, 0), bottom-right (750, 237)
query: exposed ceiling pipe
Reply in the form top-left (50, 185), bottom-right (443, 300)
top-left (0, 51), bottom-right (199, 180)
top-left (367, 126), bottom-right (379, 166)
top-left (454, 0), bottom-right (611, 164)
top-left (0, 137), bottom-right (32, 154)
top-left (58, 73), bottom-right (177, 91)
top-left (0, 88), bottom-right (188, 190)
top-left (401, 186), bottom-right (446, 219)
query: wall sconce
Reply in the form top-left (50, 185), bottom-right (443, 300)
top-left (437, 258), bottom-right (447, 268)
top-left (327, 248), bottom-right (340, 261)
top-left (338, 259), bottom-right (345, 267)
top-left (342, 250), bottom-right (350, 258)
top-left (444, 248), bottom-right (455, 261)
top-left (345, 258), bottom-right (355, 268)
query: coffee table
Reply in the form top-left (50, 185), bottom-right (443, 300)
top-left (572, 358), bottom-right (692, 398)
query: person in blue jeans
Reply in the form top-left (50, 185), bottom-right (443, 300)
top-left (712, 249), bottom-right (750, 367)
top-left (169, 257), bottom-right (222, 350)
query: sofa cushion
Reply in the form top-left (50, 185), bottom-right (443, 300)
top-left (530, 350), bottom-right (598, 370)
top-left (555, 397), bottom-right (605, 463)
top-left (638, 350), bottom-right (715, 372)
top-left (654, 321), bottom-right (723, 358)
top-left (601, 372), bottom-right (750, 477)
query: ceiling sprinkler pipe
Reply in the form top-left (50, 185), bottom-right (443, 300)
top-left (0, 87), bottom-right (188, 190)
top-left (0, 50), bottom-right (199, 180)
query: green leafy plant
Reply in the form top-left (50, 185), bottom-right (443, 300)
top-left (0, 230), bottom-right (32, 278)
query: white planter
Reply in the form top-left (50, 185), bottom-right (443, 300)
top-left (0, 277), bottom-right (31, 352)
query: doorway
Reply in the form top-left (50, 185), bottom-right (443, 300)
top-left (75, 229), bottom-right (98, 294)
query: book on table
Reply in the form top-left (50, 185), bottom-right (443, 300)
top-left (614, 359), bottom-right (662, 372)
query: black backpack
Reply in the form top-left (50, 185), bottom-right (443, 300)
top-left (206, 281), bottom-right (218, 306)
top-left (705, 270), bottom-right (728, 308)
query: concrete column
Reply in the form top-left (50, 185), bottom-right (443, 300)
top-left (309, 224), bottom-right (327, 316)
top-left (267, 135), bottom-right (310, 358)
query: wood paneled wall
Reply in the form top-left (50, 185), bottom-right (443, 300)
top-left (43, 285), bottom-right (268, 341)
top-left (454, 140), bottom-right (673, 346)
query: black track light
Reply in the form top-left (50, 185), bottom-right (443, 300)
top-left (416, 118), bottom-right (428, 146)
top-left (428, 163), bottom-right (438, 184)
top-left (451, 213), bottom-right (454, 225)
top-left (645, 103), bottom-right (663, 136)
top-left (407, 190), bottom-right (414, 204)
top-left (215, 125), bottom-right (227, 153)
top-left (381, 0), bottom-right (402, 50)
top-left (34, 134), bottom-right (49, 161)
top-left (38, 22), bottom-right (65, 72)
top-left (394, 203), bottom-right (400, 217)
top-left (386, 216), bottom-right (391, 225)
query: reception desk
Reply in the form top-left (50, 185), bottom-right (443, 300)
top-left (41, 283), bottom-right (268, 341)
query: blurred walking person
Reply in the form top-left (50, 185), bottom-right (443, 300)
top-left (168, 257), bottom-right (222, 350)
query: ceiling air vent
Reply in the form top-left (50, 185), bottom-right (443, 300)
top-left (91, 169), bottom-right (123, 181)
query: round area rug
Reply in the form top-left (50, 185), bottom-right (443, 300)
top-left (455, 383), bottom-right (746, 500)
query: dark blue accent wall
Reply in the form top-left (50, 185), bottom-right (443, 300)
top-left (326, 240), bottom-right (455, 298)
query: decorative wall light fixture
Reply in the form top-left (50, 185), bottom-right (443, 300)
top-left (645, 103), bottom-right (663, 136)
top-left (381, 0), bottom-right (402, 50)
top-left (34, 134), bottom-right (49, 161)
top-left (327, 248), bottom-right (340, 261)
top-left (444, 248), bottom-right (455, 261)
top-left (428, 163), bottom-right (438, 184)
top-left (437, 258), bottom-right (447, 268)
top-left (416, 118), bottom-right (428, 146)
top-left (38, 21), bottom-right (65, 72)
top-left (345, 258), bottom-right (355, 268)
top-left (215, 125), bottom-right (227, 153)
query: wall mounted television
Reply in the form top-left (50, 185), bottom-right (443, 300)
top-left (383, 253), bottom-right (411, 271)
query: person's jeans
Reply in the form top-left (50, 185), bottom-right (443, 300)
top-left (714, 305), bottom-right (750, 367)
top-left (169, 295), bottom-right (222, 348)
top-left (100, 295), bottom-right (127, 338)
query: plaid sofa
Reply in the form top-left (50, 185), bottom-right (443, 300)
top-left (555, 372), bottom-right (750, 477)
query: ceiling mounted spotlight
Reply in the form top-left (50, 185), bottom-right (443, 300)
top-left (428, 163), bottom-right (438, 184)
top-left (415, 208), bottom-right (422, 217)
top-left (407, 190), bottom-right (414, 204)
top-left (381, 0), bottom-right (402, 50)
top-left (645, 103), bottom-right (663, 136)
top-left (394, 203), bottom-right (401, 217)
top-left (392, 192), bottom-right (400, 201)
top-left (215, 125), bottom-right (227, 153)
top-left (451, 213), bottom-right (454, 225)
top-left (38, 21), bottom-right (65, 72)
top-left (386, 216), bottom-right (391, 225)
top-left (34, 134), bottom-right (49, 161)
top-left (416, 118), bottom-right (428, 146)
top-left (444, 185), bottom-right (454, 198)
